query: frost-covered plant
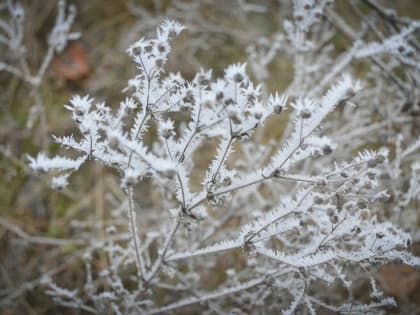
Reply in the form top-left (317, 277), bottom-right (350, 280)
top-left (248, 0), bottom-right (420, 241)
top-left (26, 15), bottom-right (420, 314)
top-left (0, 0), bottom-right (78, 131)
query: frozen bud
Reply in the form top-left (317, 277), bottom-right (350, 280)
top-left (368, 154), bottom-right (385, 167)
top-left (132, 46), bottom-right (142, 55)
top-left (145, 44), bottom-right (153, 53)
top-left (367, 172), bottom-right (376, 180)
top-left (168, 29), bottom-right (177, 38)
top-left (144, 170), bottom-right (154, 178)
top-left (228, 109), bottom-right (242, 124)
top-left (316, 178), bottom-right (327, 187)
top-left (180, 105), bottom-right (190, 112)
top-left (300, 143), bottom-right (308, 150)
top-left (298, 267), bottom-right (307, 275)
top-left (160, 119), bottom-right (174, 139)
top-left (12, 6), bottom-right (24, 21)
top-left (164, 168), bottom-right (176, 178)
top-left (271, 168), bottom-right (286, 178)
top-left (313, 9), bottom-right (322, 19)
top-left (162, 20), bottom-right (185, 39)
top-left (81, 127), bottom-right (90, 136)
top-left (346, 88), bottom-right (356, 98)
top-left (223, 176), bottom-right (232, 186)
top-left (216, 91), bottom-right (224, 101)
top-left (247, 94), bottom-right (256, 103)
top-left (206, 191), bottom-right (214, 201)
top-left (364, 181), bottom-right (372, 189)
top-left (314, 195), bottom-right (324, 204)
top-left (106, 226), bottom-right (117, 235)
top-left (295, 14), bottom-right (304, 21)
top-left (327, 207), bottom-right (335, 217)
top-left (376, 232), bottom-right (385, 239)
top-left (224, 98), bottom-right (235, 106)
top-left (226, 63), bottom-right (247, 84)
top-left (300, 109), bottom-right (311, 119)
top-left (330, 215), bottom-right (339, 224)
top-left (124, 174), bottom-right (138, 187)
top-left (233, 72), bottom-right (244, 83)
top-left (322, 145), bottom-right (333, 155)
top-left (108, 135), bottom-right (119, 150)
top-left (197, 74), bottom-right (210, 86)
top-left (379, 172), bottom-right (391, 180)
top-left (161, 129), bottom-right (172, 139)
top-left (157, 42), bottom-right (168, 53)
top-left (209, 195), bottom-right (225, 207)
top-left (155, 58), bottom-right (165, 68)
top-left (293, 272), bottom-right (300, 279)
top-left (304, 3), bottom-right (311, 10)
top-left (367, 159), bottom-right (378, 168)
top-left (375, 154), bottom-right (385, 164)
top-left (343, 234), bottom-right (352, 242)
top-left (398, 45), bottom-right (405, 53)
top-left (375, 194), bottom-right (389, 202)
top-left (203, 98), bottom-right (214, 108)
top-left (340, 171), bottom-right (349, 178)
top-left (74, 108), bottom-right (85, 116)
top-left (311, 149), bottom-right (321, 158)
top-left (357, 199), bottom-right (367, 209)
top-left (273, 104), bottom-right (283, 114)
top-left (183, 91), bottom-right (194, 105)
top-left (253, 110), bottom-right (263, 120)
top-left (395, 244), bottom-right (406, 251)
top-left (269, 93), bottom-right (286, 114)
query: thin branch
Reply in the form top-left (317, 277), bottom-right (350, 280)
top-left (145, 218), bottom-right (181, 284)
top-left (127, 187), bottom-right (146, 280)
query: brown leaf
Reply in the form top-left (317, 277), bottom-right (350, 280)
top-left (378, 263), bottom-right (420, 300)
top-left (53, 42), bottom-right (90, 81)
